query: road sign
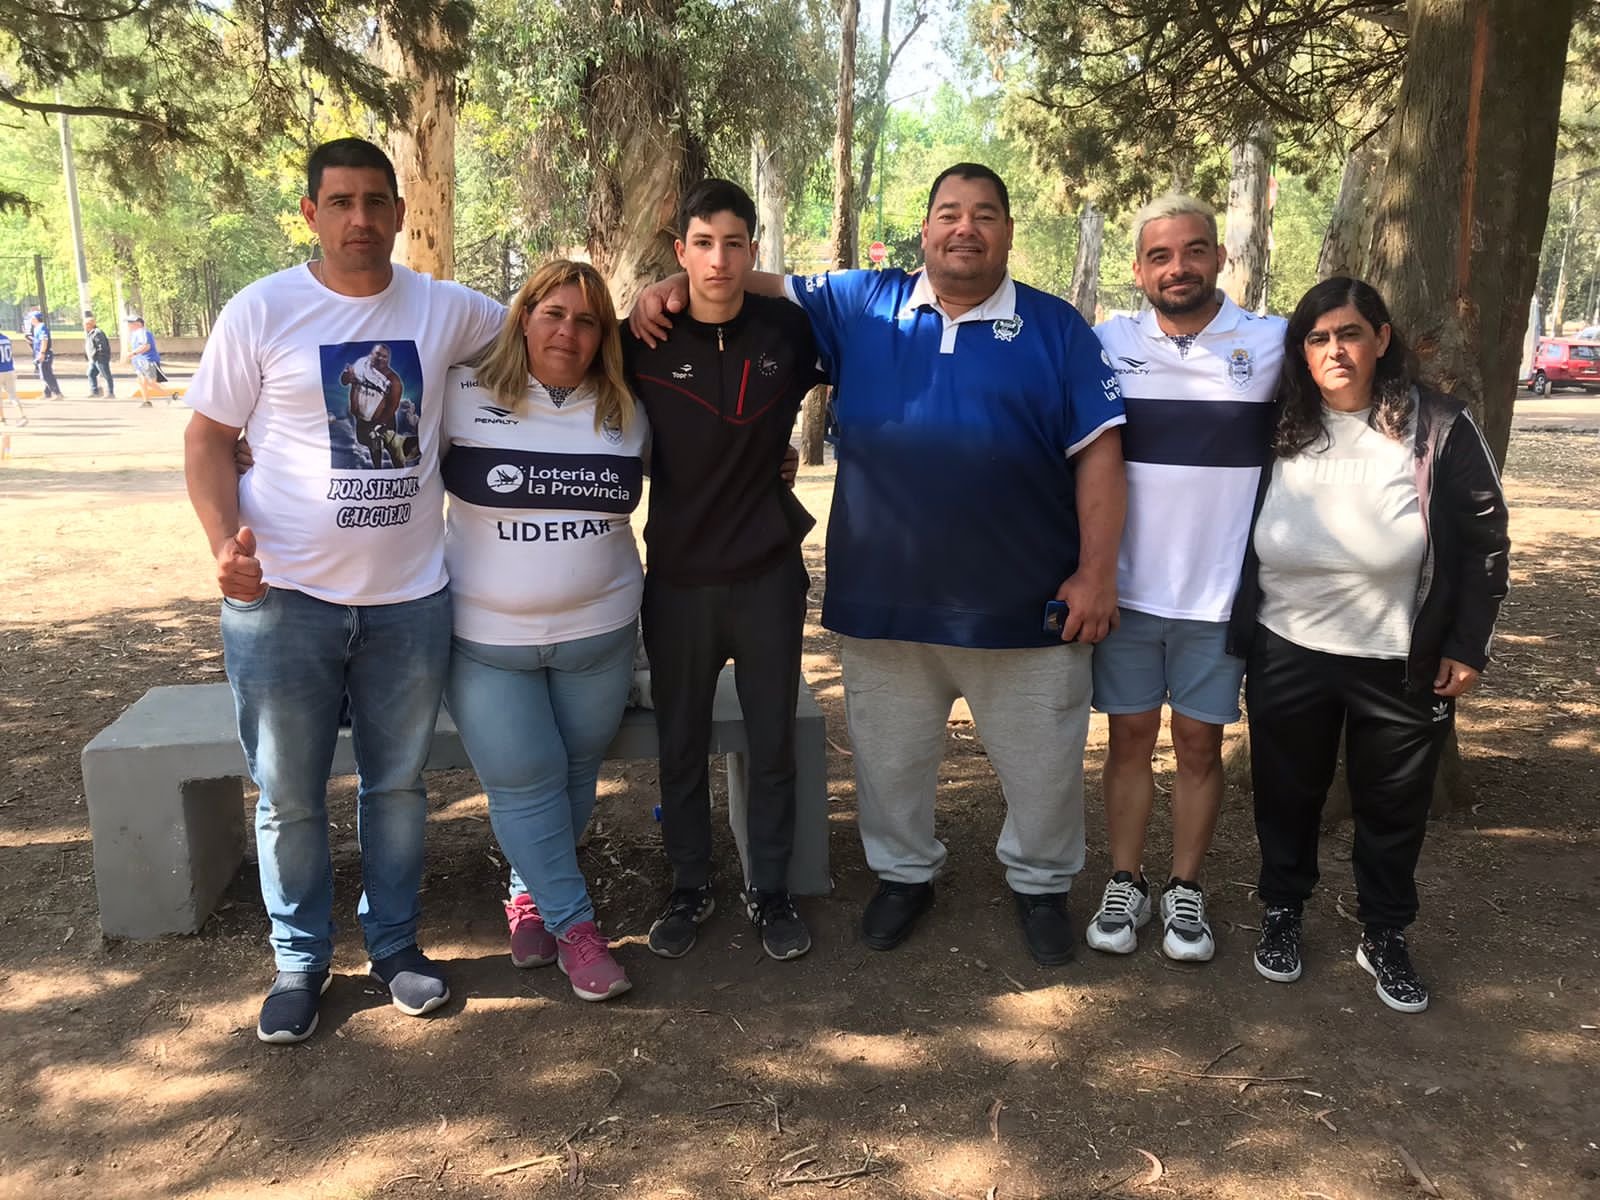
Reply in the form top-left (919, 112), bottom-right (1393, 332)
top-left (868, 241), bottom-right (888, 265)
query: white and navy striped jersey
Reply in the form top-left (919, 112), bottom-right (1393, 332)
top-left (1095, 295), bottom-right (1286, 622)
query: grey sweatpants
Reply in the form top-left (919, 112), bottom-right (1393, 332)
top-left (841, 636), bottom-right (1092, 894)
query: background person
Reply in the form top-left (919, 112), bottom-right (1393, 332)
top-left (1229, 277), bottom-right (1509, 1014)
top-left (27, 311), bottom-right (62, 398)
top-left (1086, 195), bottom-right (1285, 963)
top-left (441, 260), bottom-right (647, 1003)
top-left (84, 312), bottom-right (115, 398)
top-left (125, 314), bottom-right (166, 399)
top-left (0, 329), bottom-right (29, 425)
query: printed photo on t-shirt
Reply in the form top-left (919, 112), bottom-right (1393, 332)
top-left (320, 340), bottom-right (425, 470)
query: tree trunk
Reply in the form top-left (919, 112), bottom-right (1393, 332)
top-left (112, 268), bottom-right (129, 352)
top-left (829, 0), bottom-right (860, 271)
top-left (1586, 235), bottom-right (1600, 326)
top-left (752, 132), bottom-right (786, 275)
top-left (1361, 0), bottom-right (1575, 817)
top-left (378, 13), bottom-right (460, 279)
top-left (1068, 201), bottom-right (1103, 319)
top-left (581, 3), bottom-right (704, 316)
top-left (856, 0), bottom-right (892, 231)
top-left (801, 384), bottom-right (829, 467)
top-left (1317, 136), bottom-right (1385, 279)
top-left (1368, 0), bottom-right (1573, 471)
top-left (1550, 182), bottom-right (1583, 335)
top-left (1220, 120), bottom-right (1273, 312)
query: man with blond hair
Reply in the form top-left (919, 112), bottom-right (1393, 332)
top-left (1086, 194), bottom-right (1285, 963)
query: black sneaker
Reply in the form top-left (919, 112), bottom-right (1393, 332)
top-left (367, 945), bottom-right (450, 1016)
top-left (257, 968), bottom-right (331, 1044)
top-left (1357, 927), bottom-right (1430, 1013)
top-left (647, 885), bottom-right (715, 958)
top-left (1253, 905), bottom-right (1303, 982)
top-left (746, 888), bottom-right (812, 960)
top-left (861, 879), bottom-right (934, 950)
top-left (1014, 890), bottom-right (1075, 966)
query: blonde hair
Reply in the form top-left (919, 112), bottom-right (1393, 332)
top-left (1131, 194), bottom-right (1219, 256)
top-left (474, 260), bottom-right (636, 433)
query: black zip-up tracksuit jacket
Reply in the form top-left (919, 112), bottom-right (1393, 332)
top-left (623, 294), bottom-right (827, 585)
top-left (1228, 386), bottom-right (1511, 689)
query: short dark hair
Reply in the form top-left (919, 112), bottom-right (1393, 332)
top-left (679, 178), bottom-right (757, 239)
top-left (307, 138), bottom-right (399, 204)
top-left (926, 163), bottom-right (1011, 218)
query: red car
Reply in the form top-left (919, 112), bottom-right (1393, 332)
top-left (1528, 337), bottom-right (1600, 394)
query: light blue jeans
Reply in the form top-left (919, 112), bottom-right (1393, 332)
top-left (444, 623), bottom-right (636, 935)
top-left (220, 584), bottom-right (452, 972)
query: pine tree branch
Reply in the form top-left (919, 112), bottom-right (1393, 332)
top-left (1192, 0), bottom-right (1316, 125)
top-left (0, 85), bottom-right (181, 135)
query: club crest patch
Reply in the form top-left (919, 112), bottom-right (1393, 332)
top-left (993, 315), bottom-right (1024, 342)
top-left (1228, 347), bottom-right (1253, 390)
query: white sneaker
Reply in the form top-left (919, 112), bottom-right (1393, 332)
top-left (1160, 881), bottom-right (1215, 962)
top-left (1084, 872), bottom-right (1152, 954)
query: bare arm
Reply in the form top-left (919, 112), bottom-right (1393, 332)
top-left (1054, 427), bottom-right (1126, 645)
top-left (184, 410), bottom-right (264, 600)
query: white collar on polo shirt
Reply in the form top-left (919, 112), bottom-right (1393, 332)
top-left (1135, 289), bottom-right (1243, 341)
top-left (898, 270), bottom-right (1017, 324)
top-left (899, 271), bottom-right (1018, 354)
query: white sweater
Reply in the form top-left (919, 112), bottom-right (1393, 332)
top-left (1254, 407), bottom-right (1426, 660)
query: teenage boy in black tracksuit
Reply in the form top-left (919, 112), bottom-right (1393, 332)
top-left (624, 179), bottom-right (826, 963)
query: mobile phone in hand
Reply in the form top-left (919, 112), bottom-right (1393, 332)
top-left (1043, 600), bottom-right (1071, 635)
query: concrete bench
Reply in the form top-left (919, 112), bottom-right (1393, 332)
top-left (82, 670), bottom-right (831, 939)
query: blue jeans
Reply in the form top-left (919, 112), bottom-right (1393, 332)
top-left (444, 624), bottom-right (636, 935)
top-left (220, 585), bottom-right (452, 971)
top-left (86, 358), bottom-right (115, 396)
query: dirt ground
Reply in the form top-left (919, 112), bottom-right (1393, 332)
top-left (1, 379), bottom-right (1596, 1200)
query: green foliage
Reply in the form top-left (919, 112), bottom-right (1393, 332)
top-left (454, 0), bottom-right (833, 279)
top-left (0, 1), bottom-right (472, 200)
top-left (979, 1), bottom-right (1404, 209)
top-left (0, 104), bottom-right (301, 330)
top-left (1265, 170), bottom-right (1335, 315)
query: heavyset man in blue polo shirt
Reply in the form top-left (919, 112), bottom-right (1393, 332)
top-left (634, 163), bottom-right (1127, 966)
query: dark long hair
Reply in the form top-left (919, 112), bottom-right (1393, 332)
top-left (1273, 277), bottom-right (1419, 458)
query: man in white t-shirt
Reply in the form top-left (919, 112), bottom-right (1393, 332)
top-left (183, 138), bottom-right (504, 1044)
top-left (1087, 195), bottom-right (1286, 963)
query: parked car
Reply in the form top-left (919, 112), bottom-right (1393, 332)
top-left (1527, 337), bottom-right (1600, 395)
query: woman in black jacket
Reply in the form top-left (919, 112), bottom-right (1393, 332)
top-left (1228, 277), bottom-right (1509, 1013)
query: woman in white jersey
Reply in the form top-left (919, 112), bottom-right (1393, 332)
top-left (441, 260), bottom-right (648, 1002)
top-left (1228, 278), bottom-right (1508, 1015)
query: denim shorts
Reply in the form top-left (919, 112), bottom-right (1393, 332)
top-left (1090, 606), bottom-right (1245, 725)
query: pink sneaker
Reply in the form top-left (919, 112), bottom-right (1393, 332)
top-left (505, 893), bottom-right (557, 968)
top-left (556, 921), bottom-right (632, 1001)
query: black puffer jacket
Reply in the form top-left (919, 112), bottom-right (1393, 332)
top-left (1228, 386), bottom-right (1511, 690)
